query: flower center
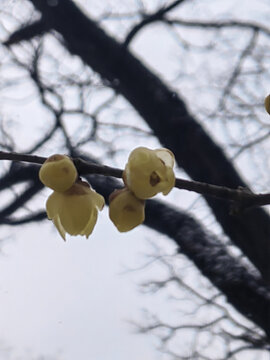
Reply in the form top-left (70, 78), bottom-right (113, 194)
top-left (150, 171), bottom-right (161, 186)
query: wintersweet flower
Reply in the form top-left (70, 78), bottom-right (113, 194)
top-left (109, 188), bottom-right (145, 232)
top-left (46, 181), bottom-right (104, 240)
top-left (39, 154), bottom-right (77, 192)
top-left (123, 147), bottom-right (175, 199)
top-left (265, 94), bottom-right (270, 114)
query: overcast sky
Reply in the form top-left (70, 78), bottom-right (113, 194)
top-left (0, 210), bottom-right (176, 360)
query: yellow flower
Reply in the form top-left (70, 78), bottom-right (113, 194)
top-left (46, 181), bottom-right (104, 240)
top-left (109, 188), bottom-right (145, 232)
top-left (123, 147), bottom-right (175, 199)
top-left (39, 154), bottom-right (77, 192)
top-left (264, 94), bottom-right (270, 114)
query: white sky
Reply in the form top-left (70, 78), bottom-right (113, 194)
top-left (0, 212), bottom-right (172, 360)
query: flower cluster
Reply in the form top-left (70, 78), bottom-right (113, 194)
top-left (40, 147), bottom-right (175, 239)
top-left (39, 155), bottom-right (104, 240)
top-left (109, 147), bottom-right (175, 232)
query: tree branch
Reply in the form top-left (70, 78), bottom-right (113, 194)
top-left (164, 18), bottom-right (270, 37)
top-left (3, 18), bottom-right (50, 46)
top-left (2, 150), bottom-right (270, 209)
top-left (124, 0), bottom-right (187, 47)
top-left (0, 181), bottom-right (43, 219)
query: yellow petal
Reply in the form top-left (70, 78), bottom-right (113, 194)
top-left (90, 190), bottom-right (105, 211)
top-left (83, 211), bottom-right (98, 238)
top-left (161, 167), bottom-right (175, 195)
top-left (154, 148), bottom-right (175, 168)
top-left (46, 191), bottom-right (62, 219)
top-left (58, 194), bottom-right (93, 235)
top-left (127, 147), bottom-right (152, 166)
top-left (53, 215), bottom-right (66, 241)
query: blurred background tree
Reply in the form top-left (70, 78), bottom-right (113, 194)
top-left (0, 0), bottom-right (270, 359)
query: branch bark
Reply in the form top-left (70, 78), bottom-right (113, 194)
top-left (3, 18), bottom-right (50, 46)
top-left (2, 150), bottom-right (270, 209)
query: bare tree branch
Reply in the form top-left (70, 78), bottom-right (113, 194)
top-left (0, 181), bottom-right (43, 219)
top-left (3, 18), bottom-right (50, 46)
top-left (124, 0), bottom-right (187, 47)
top-left (219, 29), bottom-right (258, 110)
top-left (2, 150), bottom-right (270, 209)
top-left (164, 18), bottom-right (270, 37)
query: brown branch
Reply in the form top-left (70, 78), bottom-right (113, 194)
top-left (0, 151), bottom-right (46, 165)
top-left (0, 150), bottom-right (270, 209)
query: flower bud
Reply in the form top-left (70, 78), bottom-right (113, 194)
top-left (39, 154), bottom-right (77, 192)
top-left (109, 188), bottom-right (145, 232)
top-left (264, 94), bottom-right (270, 114)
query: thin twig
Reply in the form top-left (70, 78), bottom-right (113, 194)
top-left (124, 0), bottom-right (187, 47)
top-left (164, 18), bottom-right (270, 37)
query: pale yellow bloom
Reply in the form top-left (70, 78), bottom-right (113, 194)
top-left (264, 94), bottom-right (270, 114)
top-left (46, 181), bottom-right (104, 240)
top-left (123, 147), bottom-right (175, 199)
top-left (109, 188), bottom-right (145, 232)
top-left (39, 154), bottom-right (77, 192)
